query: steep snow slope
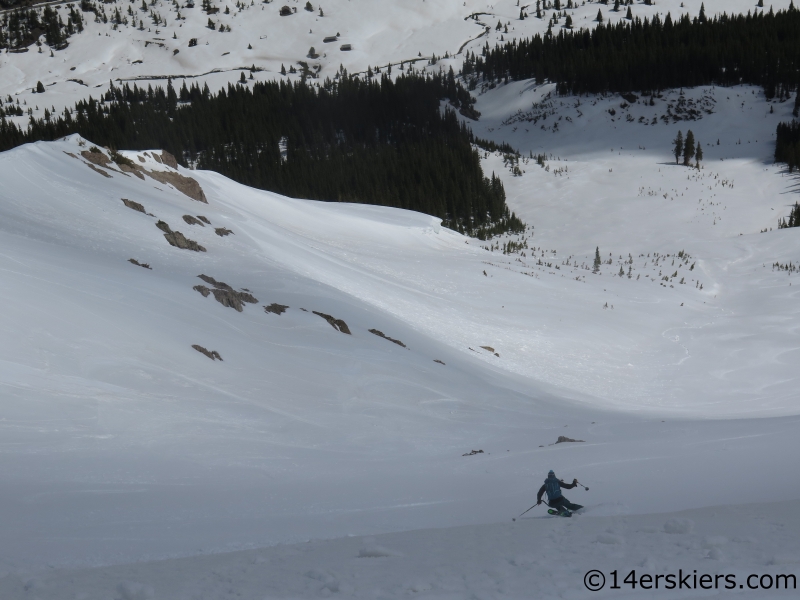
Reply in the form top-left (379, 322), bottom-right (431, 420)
top-left (0, 133), bottom-right (799, 579)
top-left (1, 0), bottom-right (795, 129)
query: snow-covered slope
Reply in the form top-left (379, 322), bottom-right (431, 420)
top-left (1, 0), bottom-right (800, 594)
top-left (2, 0), bottom-right (796, 128)
top-left (0, 130), bottom-right (799, 581)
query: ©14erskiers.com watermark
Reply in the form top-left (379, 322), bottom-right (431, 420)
top-left (584, 569), bottom-right (796, 592)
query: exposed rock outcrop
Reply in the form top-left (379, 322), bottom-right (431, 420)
top-left (183, 215), bottom-right (205, 226)
top-left (155, 221), bottom-right (206, 252)
top-left (264, 303), bottom-right (289, 315)
top-left (193, 274), bottom-right (258, 312)
top-left (122, 198), bottom-right (146, 213)
top-left (192, 345), bottom-right (223, 361)
top-left (128, 258), bottom-right (152, 269)
top-left (368, 329), bottom-right (406, 348)
top-left (313, 311), bottom-right (351, 334)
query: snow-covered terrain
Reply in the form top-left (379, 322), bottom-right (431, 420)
top-left (1, 0), bottom-right (796, 129)
top-left (1, 118), bottom-right (798, 595)
top-left (1, 0), bottom-right (800, 597)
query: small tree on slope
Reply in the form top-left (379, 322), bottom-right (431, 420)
top-left (683, 130), bottom-right (696, 166)
top-left (673, 131), bottom-right (683, 164)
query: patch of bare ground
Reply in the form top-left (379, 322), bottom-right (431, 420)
top-left (81, 149), bottom-right (115, 170)
top-left (155, 221), bottom-right (206, 252)
top-left (215, 227), bottom-right (233, 237)
top-left (433, 359), bottom-right (445, 365)
top-left (192, 345), bottom-right (222, 361)
top-left (193, 274), bottom-right (258, 312)
top-left (462, 449), bottom-right (484, 456)
top-left (86, 163), bottom-right (112, 178)
top-left (368, 329), bottom-right (406, 348)
top-left (117, 162), bottom-right (145, 180)
top-left (264, 303), bottom-right (289, 315)
top-left (159, 151), bottom-right (179, 169)
top-left (147, 170), bottom-right (208, 203)
top-left (183, 215), bottom-right (205, 226)
top-left (313, 311), bottom-right (351, 334)
top-left (128, 258), bottom-right (152, 269)
top-left (122, 198), bottom-right (146, 213)
top-left (197, 216), bottom-right (211, 224)
top-left (480, 345), bottom-right (500, 357)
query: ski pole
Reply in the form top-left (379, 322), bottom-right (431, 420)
top-left (575, 480), bottom-right (589, 491)
top-left (513, 501), bottom-right (548, 521)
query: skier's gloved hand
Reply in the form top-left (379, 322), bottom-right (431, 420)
top-left (573, 478), bottom-right (577, 484)
top-left (536, 500), bottom-right (541, 506)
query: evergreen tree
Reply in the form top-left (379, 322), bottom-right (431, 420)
top-left (596, 8), bottom-right (603, 23)
top-left (593, 247), bottom-right (601, 273)
top-left (673, 131), bottom-right (683, 164)
top-left (683, 130), bottom-right (696, 166)
top-left (695, 140), bottom-right (703, 167)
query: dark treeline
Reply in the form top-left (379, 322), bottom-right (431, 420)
top-left (0, 5), bottom-right (83, 50)
top-left (0, 72), bottom-right (523, 237)
top-left (464, 6), bottom-right (800, 98)
top-left (776, 120), bottom-right (800, 173)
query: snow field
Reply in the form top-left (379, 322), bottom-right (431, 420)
top-left (0, 499), bottom-right (797, 599)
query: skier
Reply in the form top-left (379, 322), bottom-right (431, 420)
top-left (536, 470), bottom-right (583, 515)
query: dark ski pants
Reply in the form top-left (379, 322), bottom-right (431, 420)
top-left (550, 497), bottom-right (583, 512)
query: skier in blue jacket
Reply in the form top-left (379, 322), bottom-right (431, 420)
top-left (536, 470), bottom-right (583, 514)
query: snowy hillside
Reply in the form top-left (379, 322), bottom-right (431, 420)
top-left (0, 124), bottom-right (799, 590)
top-left (1, 0), bottom-right (797, 127)
top-left (1, 0), bottom-right (800, 596)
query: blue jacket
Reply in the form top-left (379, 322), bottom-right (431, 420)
top-left (537, 475), bottom-right (577, 503)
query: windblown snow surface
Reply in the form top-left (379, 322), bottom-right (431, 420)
top-left (1, 1), bottom-right (800, 599)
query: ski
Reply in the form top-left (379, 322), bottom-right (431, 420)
top-left (547, 508), bottom-right (572, 517)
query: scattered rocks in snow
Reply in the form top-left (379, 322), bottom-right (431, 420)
top-left (182, 215), bottom-right (205, 226)
top-left (192, 345), bottom-right (223, 361)
top-left (155, 221), bottom-right (206, 252)
top-left (194, 274), bottom-right (258, 312)
top-left (664, 518), bottom-right (695, 534)
top-left (122, 198), bottom-right (146, 213)
top-left (197, 215), bottom-right (211, 224)
top-left (215, 227), bottom-right (233, 237)
top-left (480, 345), bottom-right (495, 352)
top-left (313, 311), bottom-right (351, 334)
top-left (128, 258), bottom-right (151, 269)
top-left (462, 449), bottom-right (484, 456)
top-left (433, 359), bottom-right (445, 365)
top-left (368, 329), bottom-right (406, 348)
top-left (264, 303), bottom-right (289, 315)
top-left (554, 436), bottom-right (584, 444)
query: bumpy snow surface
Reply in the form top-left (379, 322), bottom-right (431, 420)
top-left (1, 1), bottom-right (799, 598)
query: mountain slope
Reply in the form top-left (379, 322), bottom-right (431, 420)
top-left (0, 135), bottom-right (799, 574)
